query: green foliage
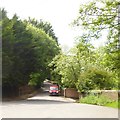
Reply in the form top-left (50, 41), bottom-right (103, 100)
top-left (49, 0), bottom-right (119, 92)
top-left (105, 100), bottom-right (120, 109)
top-left (2, 8), bottom-right (60, 88)
top-left (26, 18), bottom-right (58, 45)
top-left (50, 38), bottom-right (116, 92)
top-left (74, 0), bottom-right (119, 73)
top-left (76, 65), bottom-right (116, 92)
top-left (69, 0), bottom-right (119, 91)
top-left (73, 0), bottom-right (119, 39)
top-left (79, 93), bottom-right (120, 108)
top-left (79, 94), bottom-right (113, 106)
top-left (28, 73), bottom-right (43, 88)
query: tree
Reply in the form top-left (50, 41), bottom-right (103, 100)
top-left (73, 0), bottom-right (119, 40)
top-left (2, 9), bottom-right (15, 86)
top-left (27, 18), bottom-right (59, 45)
top-left (49, 38), bottom-right (117, 92)
top-left (26, 22), bottom-right (60, 81)
top-left (72, 0), bottom-right (119, 90)
top-left (2, 9), bottom-right (60, 94)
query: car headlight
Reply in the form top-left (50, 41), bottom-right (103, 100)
top-left (49, 90), bottom-right (52, 93)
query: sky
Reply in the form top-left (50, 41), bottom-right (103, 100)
top-left (1, 0), bottom-right (107, 51)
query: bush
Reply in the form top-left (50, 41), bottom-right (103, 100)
top-left (79, 94), bottom-right (113, 106)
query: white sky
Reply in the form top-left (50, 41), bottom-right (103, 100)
top-left (1, 0), bottom-right (107, 50)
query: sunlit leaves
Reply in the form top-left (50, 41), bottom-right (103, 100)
top-left (71, 0), bottom-right (119, 91)
top-left (49, 38), bottom-right (117, 92)
top-left (73, 0), bottom-right (119, 41)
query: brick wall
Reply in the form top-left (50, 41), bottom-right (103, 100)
top-left (63, 89), bottom-right (119, 100)
top-left (19, 85), bottom-right (34, 96)
top-left (60, 89), bottom-right (64, 96)
top-left (64, 88), bottom-right (79, 99)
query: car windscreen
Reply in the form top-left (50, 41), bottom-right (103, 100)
top-left (50, 87), bottom-right (58, 90)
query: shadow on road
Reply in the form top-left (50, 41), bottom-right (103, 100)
top-left (2, 99), bottom-right (72, 106)
top-left (26, 99), bottom-right (72, 104)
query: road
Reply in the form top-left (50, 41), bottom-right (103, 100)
top-left (2, 81), bottom-right (119, 118)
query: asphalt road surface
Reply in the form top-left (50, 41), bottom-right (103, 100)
top-left (1, 81), bottom-right (119, 118)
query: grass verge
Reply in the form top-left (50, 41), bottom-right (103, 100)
top-left (79, 94), bottom-right (119, 109)
top-left (105, 100), bottom-right (120, 109)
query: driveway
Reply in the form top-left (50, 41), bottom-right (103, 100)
top-left (2, 81), bottom-right (119, 118)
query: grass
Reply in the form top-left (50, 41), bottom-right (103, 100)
top-left (79, 94), bottom-right (119, 109)
top-left (105, 99), bottom-right (120, 109)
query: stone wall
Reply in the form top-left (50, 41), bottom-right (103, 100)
top-left (101, 90), bottom-right (118, 100)
top-left (89, 90), bottom-right (119, 100)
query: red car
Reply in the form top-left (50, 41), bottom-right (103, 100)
top-left (49, 85), bottom-right (60, 96)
